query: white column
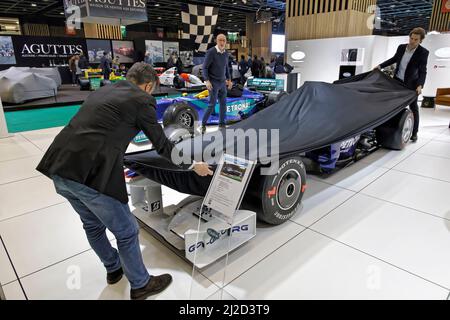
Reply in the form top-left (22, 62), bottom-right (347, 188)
top-left (0, 97), bottom-right (10, 139)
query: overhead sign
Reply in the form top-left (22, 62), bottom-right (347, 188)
top-left (12, 36), bottom-right (87, 67)
top-left (63, 0), bottom-right (147, 26)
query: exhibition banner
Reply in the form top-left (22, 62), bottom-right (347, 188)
top-left (64, 0), bottom-right (147, 25)
top-left (87, 0), bottom-right (147, 21)
top-left (12, 36), bottom-right (87, 67)
top-left (181, 4), bottom-right (218, 52)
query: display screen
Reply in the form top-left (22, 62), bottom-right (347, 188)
top-left (0, 36), bottom-right (16, 64)
top-left (112, 40), bottom-right (135, 63)
top-left (86, 39), bottom-right (112, 63)
top-left (271, 34), bottom-right (285, 53)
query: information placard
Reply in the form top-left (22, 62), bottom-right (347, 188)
top-left (201, 154), bottom-right (256, 224)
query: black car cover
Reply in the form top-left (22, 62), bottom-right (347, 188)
top-left (124, 70), bottom-right (417, 196)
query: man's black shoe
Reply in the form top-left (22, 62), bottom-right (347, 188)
top-left (107, 267), bottom-right (123, 285)
top-left (130, 274), bottom-right (172, 300)
top-left (410, 134), bottom-right (418, 142)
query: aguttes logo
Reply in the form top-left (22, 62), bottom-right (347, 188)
top-left (21, 43), bottom-right (83, 57)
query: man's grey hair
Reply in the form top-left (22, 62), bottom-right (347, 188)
top-left (127, 62), bottom-right (159, 85)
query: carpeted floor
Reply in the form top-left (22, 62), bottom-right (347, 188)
top-left (5, 105), bottom-right (81, 133)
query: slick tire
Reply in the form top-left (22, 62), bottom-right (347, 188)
top-left (252, 157), bottom-right (307, 225)
top-left (376, 108), bottom-right (413, 150)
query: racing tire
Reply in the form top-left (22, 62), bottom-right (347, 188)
top-left (79, 79), bottom-right (90, 91)
top-left (163, 124), bottom-right (199, 144)
top-left (376, 109), bottom-right (414, 150)
top-left (162, 102), bottom-right (199, 133)
top-left (264, 90), bottom-right (288, 108)
top-left (250, 157), bottom-right (307, 225)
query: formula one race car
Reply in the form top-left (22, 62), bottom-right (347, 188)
top-left (126, 70), bottom-right (417, 221)
top-left (132, 86), bottom-right (287, 143)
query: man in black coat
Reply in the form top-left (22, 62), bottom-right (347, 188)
top-left (78, 51), bottom-right (89, 69)
top-left (238, 54), bottom-right (248, 84)
top-left (99, 52), bottom-right (111, 80)
top-left (36, 62), bottom-right (212, 300)
top-left (251, 55), bottom-right (261, 78)
top-left (375, 27), bottom-right (429, 142)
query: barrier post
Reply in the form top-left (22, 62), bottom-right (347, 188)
top-left (0, 97), bottom-right (10, 139)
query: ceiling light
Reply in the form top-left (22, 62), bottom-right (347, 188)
top-left (31, 3), bottom-right (37, 7)
top-left (175, 13), bottom-right (179, 16)
top-left (60, 12), bottom-right (65, 15)
top-left (229, 14), bottom-right (233, 16)
top-left (157, 17), bottom-right (162, 19)
top-left (228, 19), bottom-right (232, 22)
top-left (154, 3), bottom-right (160, 6)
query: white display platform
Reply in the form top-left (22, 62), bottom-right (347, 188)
top-left (0, 98), bottom-right (10, 139)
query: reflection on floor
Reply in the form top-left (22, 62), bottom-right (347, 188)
top-left (1, 107), bottom-right (449, 300)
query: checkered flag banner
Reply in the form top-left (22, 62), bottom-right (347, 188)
top-left (181, 3), bottom-right (219, 52)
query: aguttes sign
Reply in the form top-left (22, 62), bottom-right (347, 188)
top-left (64, 0), bottom-right (147, 25)
top-left (12, 36), bottom-right (88, 67)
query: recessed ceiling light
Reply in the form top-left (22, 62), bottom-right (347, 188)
top-left (234, 25), bottom-right (237, 27)
top-left (228, 19), bottom-right (232, 22)
top-left (31, 3), bottom-right (37, 7)
top-left (175, 13), bottom-right (179, 16)
top-left (229, 13), bottom-right (233, 16)
top-left (60, 12), bottom-right (65, 15)
top-left (157, 17), bottom-right (162, 19)
top-left (154, 3), bottom-right (160, 6)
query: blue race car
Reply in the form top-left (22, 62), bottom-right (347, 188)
top-left (133, 86), bottom-right (286, 143)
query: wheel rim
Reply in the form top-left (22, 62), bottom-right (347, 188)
top-left (276, 169), bottom-right (302, 211)
top-left (402, 115), bottom-right (413, 143)
top-left (178, 112), bottom-right (193, 128)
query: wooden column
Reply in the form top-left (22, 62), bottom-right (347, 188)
top-left (429, 0), bottom-right (450, 32)
top-left (286, 0), bottom-right (376, 41)
top-left (246, 14), bottom-right (272, 61)
top-left (83, 23), bottom-right (122, 39)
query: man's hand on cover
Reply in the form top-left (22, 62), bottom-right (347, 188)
top-left (416, 85), bottom-right (422, 95)
top-left (205, 80), bottom-right (213, 91)
top-left (193, 162), bottom-right (213, 176)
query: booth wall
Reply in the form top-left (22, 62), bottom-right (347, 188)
top-left (287, 35), bottom-right (410, 85)
top-left (287, 33), bottom-right (450, 98)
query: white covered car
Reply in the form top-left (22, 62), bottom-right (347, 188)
top-left (0, 67), bottom-right (58, 104)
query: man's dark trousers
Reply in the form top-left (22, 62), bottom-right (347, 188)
top-left (395, 76), bottom-right (419, 135)
top-left (202, 80), bottom-right (227, 126)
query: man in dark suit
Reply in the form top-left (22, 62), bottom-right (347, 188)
top-left (375, 27), bottom-right (429, 142)
top-left (36, 62), bottom-right (212, 300)
top-left (99, 52), bottom-right (111, 80)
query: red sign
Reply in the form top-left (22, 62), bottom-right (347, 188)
top-left (65, 26), bottom-right (76, 36)
top-left (443, 0), bottom-right (450, 13)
